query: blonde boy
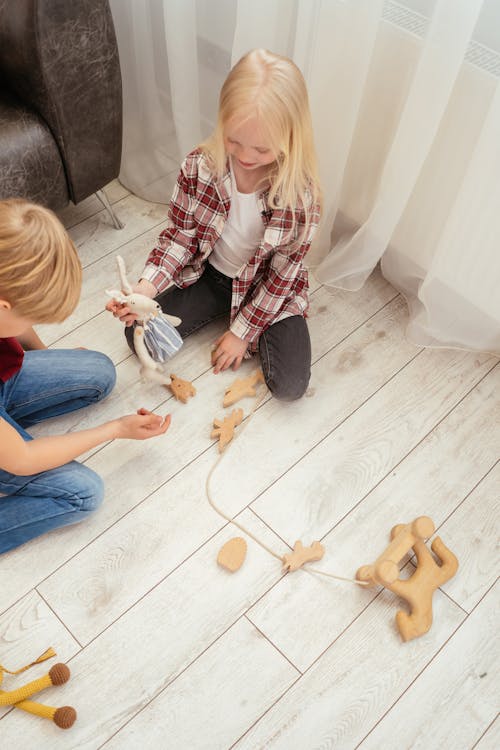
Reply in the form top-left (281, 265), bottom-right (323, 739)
top-left (0, 199), bottom-right (169, 554)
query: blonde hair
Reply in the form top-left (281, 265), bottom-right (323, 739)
top-left (201, 48), bottom-right (321, 237)
top-left (0, 199), bottom-right (82, 322)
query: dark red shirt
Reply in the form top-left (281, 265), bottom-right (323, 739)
top-left (0, 337), bottom-right (24, 383)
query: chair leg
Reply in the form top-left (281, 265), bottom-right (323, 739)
top-left (96, 189), bottom-right (124, 229)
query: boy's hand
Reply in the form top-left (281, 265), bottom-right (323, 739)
top-left (114, 409), bottom-right (171, 439)
top-left (212, 331), bottom-right (248, 373)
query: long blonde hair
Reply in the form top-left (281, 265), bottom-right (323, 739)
top-left (201, 49), bottom-right (321, 236)
top-left (0, 199), bottom-right (82, 322)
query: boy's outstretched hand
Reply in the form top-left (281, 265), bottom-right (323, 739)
top-left (114, 409), bottom-right (171, 440)
top-left (212, 331), bottom-right (248, 373)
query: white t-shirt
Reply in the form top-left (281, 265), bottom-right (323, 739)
top-left (209, 165), bottom-right (265, 278)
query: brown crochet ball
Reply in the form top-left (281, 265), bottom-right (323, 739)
top-left (49, 663), bottom-right (70, 685)
top-left (53, 706), bottom-right (77, 729)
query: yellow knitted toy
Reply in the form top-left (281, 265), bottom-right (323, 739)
top-left (0, 648), bottom-right (76, 729)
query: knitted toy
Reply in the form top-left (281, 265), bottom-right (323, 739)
top-left (0, 648), bottom-right (76, 728)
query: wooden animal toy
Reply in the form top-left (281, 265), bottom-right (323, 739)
top-left (217, 537), bottom-right (247, 572)
top-left (356, 518), bottom-right (459, 641)
top-left (223, 370), bottom-right (265, 407)
top-left (356, 516), bottom-right (435, 586)
top-left (282, 540), bottom-right (325, 572)
top-left (0, 648), bottom-right (76, 729)
top-left (211, 408), bottom-right (244, 452)
top-left (168, 374), bottom-right (196, 403)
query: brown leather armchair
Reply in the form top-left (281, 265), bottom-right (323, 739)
top-left (0, 0), bottom-right (123, 225)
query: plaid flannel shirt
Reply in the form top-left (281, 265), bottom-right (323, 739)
top-left (141, 149), bottom-right (320, 350)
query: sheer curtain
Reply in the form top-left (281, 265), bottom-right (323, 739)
top-left (109, 0), bottom-right (500, 353)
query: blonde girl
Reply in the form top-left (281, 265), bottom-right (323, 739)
top-left (109, 48), bottom-right (321, 400)
top-left (0, 199), bottom-right (169, 554)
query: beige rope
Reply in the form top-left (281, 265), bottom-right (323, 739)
top-left (206, 382), bottom-right (368, 586)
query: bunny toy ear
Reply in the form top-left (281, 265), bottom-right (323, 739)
top-left (116, 255), bottom-right (134, 294)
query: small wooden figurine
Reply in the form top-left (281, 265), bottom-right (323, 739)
top-left (168, 374), bottom-right (196, 403)
top-left (217, 537), bottom-right (247, 572)
top-left (211, 408), bottom-right (244, 452)
top-left (356, 517), bottom-right (459, 641)
top-left (223, 370), bottom-right (265, 407)
top-left (0, 648), bottom-right (76, 729)
top-left (282, 540), bottom-right (325, 572)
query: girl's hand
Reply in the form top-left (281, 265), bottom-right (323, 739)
top-left (105, 279), bottom-right (158, 327)
top-left (212, 331), bottom-right (248, 373)
top-left (105, 299), bottom-right (137, 327)
top-left (114, 409), bottom-right (171, 439)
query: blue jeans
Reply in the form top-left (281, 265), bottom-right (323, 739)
top-left (0, 349), bottom-right (116, 554)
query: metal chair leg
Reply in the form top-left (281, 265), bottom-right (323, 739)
top-left (96, 188), bottom-right (124, 229)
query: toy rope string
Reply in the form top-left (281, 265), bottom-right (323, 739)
top-left (0, 648), bottom-right (56, 676)
top-left (205, 385), bottom-right (368, 587)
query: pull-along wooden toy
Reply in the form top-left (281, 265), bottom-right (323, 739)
top-left (105, 263), bottom-right (460, 642)
top-left (0, 648), bottom-right (76, 728)
top-left (357, 517), bottom-right (459, 641)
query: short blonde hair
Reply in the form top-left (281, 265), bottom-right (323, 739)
top-left (201, 49), bottom-right (321, 231)
top-left (0, 198), bottom-right (81, 322)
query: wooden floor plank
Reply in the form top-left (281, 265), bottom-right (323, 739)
top-left (437, 463), bottom-right (499, 612)
top-left (0, 512), bottom-right (287, 748)
top-left (67, 193), bottom-right (166, 269)
top-left (233, 581), bottom-right (465, 749)
top-left (105, 618), bottom-right (299, 750)
top-left (474, 717), bottom-right (500, 750)
top-left (57, 180), bottom-right (130, 229)
top-left (358, 584), bottom-right (499, 750)
top-left (251, 352), bottom-right (497, 545)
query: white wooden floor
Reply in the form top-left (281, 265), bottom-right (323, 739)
top-left (0, 180), bottom-right (498, 750)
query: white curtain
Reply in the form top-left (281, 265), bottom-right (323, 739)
top-left (109, 0), bottom-right (500, 354)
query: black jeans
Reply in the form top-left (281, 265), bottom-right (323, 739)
top-left (126, 263), bottom-right (311, 400)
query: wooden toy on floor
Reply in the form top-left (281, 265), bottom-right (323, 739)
top-left (211, 408), bottom-right (244, 452)
top-left (356, 517), bottom-right (459, 641)
top-left (282, 540), bottom-right (325, 572)
top-left (356, 516), bottom-right (435, 586)
top-left (168, 374), bottom-right (196, 403)
top-left (0, 648), bottom-right (76, 729)
top-left (217, 537), bottom-right (247, 572)
top-left (223, 369), bottom-right (265, 407)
